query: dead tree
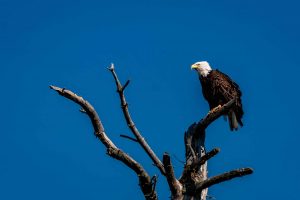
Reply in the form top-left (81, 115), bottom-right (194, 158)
top-left (50, 64), bottom-right (253, 200)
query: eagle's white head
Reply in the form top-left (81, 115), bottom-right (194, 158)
top-left (191, 61), bottom-right (212, 77)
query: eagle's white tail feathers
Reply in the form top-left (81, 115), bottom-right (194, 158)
top-left (228, 110), bottom-right (239, 131)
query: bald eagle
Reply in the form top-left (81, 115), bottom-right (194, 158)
top-left (191, 61), bottom-right (244, 131)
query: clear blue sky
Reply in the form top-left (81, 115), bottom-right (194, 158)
top-left (1, 0), bottom-right (300, 199)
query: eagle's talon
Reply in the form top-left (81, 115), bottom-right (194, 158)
top-left (216, 105), bottom-right (222, 110)
top-left (209, 105), bottom-right (222, 114)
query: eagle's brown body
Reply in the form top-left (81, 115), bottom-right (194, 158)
top-left (200, 69), bottom-right (244, 131)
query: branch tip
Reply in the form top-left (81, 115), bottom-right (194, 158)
top-left (49, 85), bottom-right (59, 91)
top-left (108, 63), bottom-right (114, 71)
top-left (120, 134), bottom-right (138, 142)
top-left (122, 80), bottom-right (130, 91)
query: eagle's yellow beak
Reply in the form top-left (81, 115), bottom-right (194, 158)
top-left (191, 64), bottom-right (198, 69)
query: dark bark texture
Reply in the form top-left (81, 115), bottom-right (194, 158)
top-left (50, 64), bottom-right (253, 200)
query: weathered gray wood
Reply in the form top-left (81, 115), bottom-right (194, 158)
top-left (50, 66), bottom-right (253, 200)
top-left (163, 153), bottom-right (183, 199)
top-left (50, 85), bottom-right (158, 200)
top-left (181, 124), bottom-right (207, 200)
top-left (108, 64), bottom-right (166, 176)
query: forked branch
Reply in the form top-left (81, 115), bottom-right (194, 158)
top-left (108, 64), bottom-right (166, 176)
top-left (49, 85), bottom-right (158, 200)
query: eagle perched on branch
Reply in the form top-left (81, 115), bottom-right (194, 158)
top-left (191, 61), bottom-right (244, 131)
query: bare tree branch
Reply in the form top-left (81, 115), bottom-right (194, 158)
top-left (195, 98), bottom-right (236, 134)
top-left (120, 134), bottom-right (138, 142)
top-left (194, 148), bottom-right (220, 167)
top-left (50, 69), bottom-right (253, 200)
top-left (180, 147), bottom-right (220, 185)
top-left (195, 167), bottom-right (253, 192)
top-left (163, 153), bottom-right (182, 199)
top-left (151, 175), bottom-right (158, 194)
top-left (122, 80), bottom-right (130, 91)
top-left (108, 64), bottom-right (166, 175)
top-left (50, 85), bottom-right (158, 200)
